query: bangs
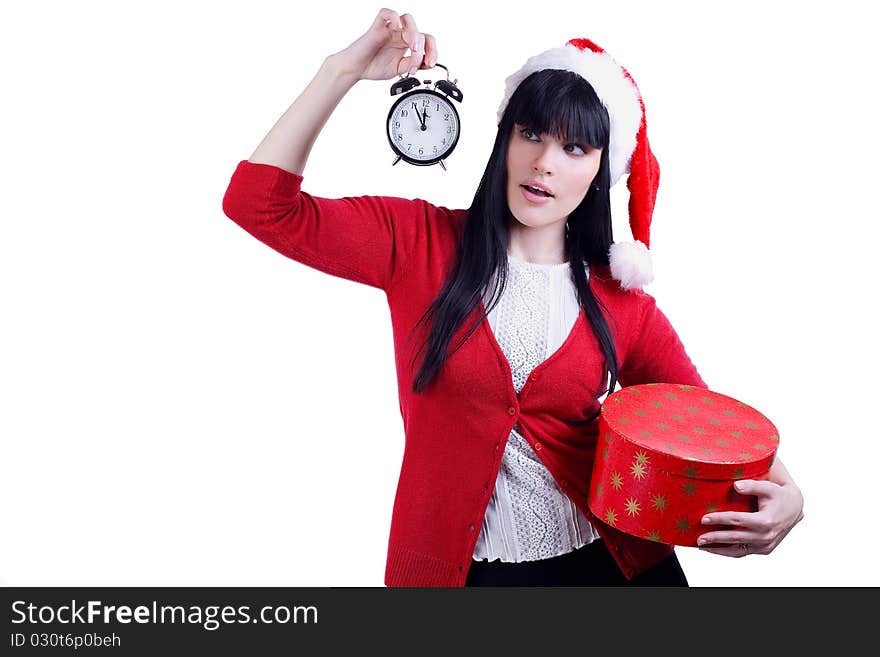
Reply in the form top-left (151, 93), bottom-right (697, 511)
top-left (507, 69), bottom-right (610, 149)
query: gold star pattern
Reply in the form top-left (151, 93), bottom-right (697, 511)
top-left (595, 484), bottom-right (603, 497)
top-left (716, 439), bottom-right (728, 447)
top-left (657, 422), bottom-right (670, 430)
top-left (770, 434), bottom-right (779, 442)
top-left (684, 465), bottom-right (700, 478)
top-left (672, 414), bottom-right (684, 422)
top-left (731, 467), bottom-right (744, 479)
top-left (675, 518), bottom-right (691, 533)
top-left (651, 401), bottom-right (663, 409)
top-left (640, 430), bottom-right (653, 438)
top-left (724, 409), bottom-right (736, 417)
top-left (754, 443), bottom-right (767, 451)
top-left (704, 502), bottom-right (719, 513)
top-left (634, 409), bottom-right (646, 417)
top-left (679, 385), bottom-right (695, 391)
top-left (630, 461), bottom-right (647, 480)
top-left (605, 509), bottom-right (618, 526)
top-left (629, 388), bottom-right (641, 395)
top-left (702, 448), bottom-right (714, 457)
top-left (730, 431), bottom-right (743, 439)
top-left (604, 433), bottom-right (613, 444)
top-left (701, 396), bottom-right (713, 404)
top-left (746, 422), bottom-right (758, 429)
top-left (678, 435), bottom-right (691, 443)
top-left (601, 446), bottom-right (609, 461)
top-left (625, 498), bottom-right (641, 516)
top-left (619, 417), bottom-right (630, 425)
top-left (635, 451), bottom-right (650, 466)
top-left (647, 530), bottom-right (662, 542)
top-left (682, 481), bottom-right (698, 496)
top-left (664, 444), bottom-right (677, 451)
top-left (610, 472), bottom-right (624, 490)
top-left (664, 392), bottom-right (679, 400)
top-left (738, 452), bottom-right (752, 460)
top-left (687, 406), bottom-right (699, 413)
top-left (693, 427), bottom-right (706, 435)
top-left (651, 494), bottom-right (667, 511)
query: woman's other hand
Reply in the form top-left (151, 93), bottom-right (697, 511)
top-left (695, 458), bottom-right (804, 558)
top-left (331, 8), bottom-right (437, 81)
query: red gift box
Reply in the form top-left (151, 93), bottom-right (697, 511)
top-left (588, 383), bottom-right (778, 547)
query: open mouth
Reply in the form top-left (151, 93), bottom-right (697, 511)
top-left (521, 184), bottom-right (553, 197)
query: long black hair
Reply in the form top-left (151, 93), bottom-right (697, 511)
top-left (407, 68), bottom-right (619, 425)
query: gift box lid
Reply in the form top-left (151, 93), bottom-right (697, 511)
top-left (600, 383), bottom-right (779, 480)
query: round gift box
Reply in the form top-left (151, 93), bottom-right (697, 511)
top-left (588, 383), bottom-right (779, 547)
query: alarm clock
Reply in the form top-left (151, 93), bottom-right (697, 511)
top-left (386, 63), bottom-right (463, 170)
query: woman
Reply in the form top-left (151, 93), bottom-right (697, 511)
top-left (222, 8), bottom-right (804, 586)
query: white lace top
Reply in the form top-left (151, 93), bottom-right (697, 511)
top-left (472, 253), bottom-right (600, 563)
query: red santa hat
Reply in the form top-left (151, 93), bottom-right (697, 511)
top-left (497, 38), bottom-right (658, 290)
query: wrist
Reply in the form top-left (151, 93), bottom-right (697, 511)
top-left (323, 54), bottom-right (361, 85)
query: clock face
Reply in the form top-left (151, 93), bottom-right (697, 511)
top-left (387, 90), bottom-right (460, 165)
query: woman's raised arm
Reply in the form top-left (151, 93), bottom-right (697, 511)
top-left (248, 8), bottom-right (437, 176)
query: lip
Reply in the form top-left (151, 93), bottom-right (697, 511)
top-left (520, 185), bottom-right (553, 205)
top-left (523, 180), bottom-right (554, 196)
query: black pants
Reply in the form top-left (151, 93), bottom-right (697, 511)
top-left (464, 539), bottom-right (688, 587)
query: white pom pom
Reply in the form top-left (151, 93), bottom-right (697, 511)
top-left (609, 240), bottom-right (654, 290)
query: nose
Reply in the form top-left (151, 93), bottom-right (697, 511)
top-left (532, 143), bottom-right (557, 176)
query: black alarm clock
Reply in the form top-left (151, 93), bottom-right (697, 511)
top-left (386, 63), bottom-right (463, 170)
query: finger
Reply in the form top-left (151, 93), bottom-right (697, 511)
top-left (423, 33), bottom-right (437, 67)
top-left (698, 544), bottom-right (750, 558)
top-left (696, 530), bottom-right (754, 546)
top-left (410, 32), bottom-right (426, 71)
top-left (734, 479), bottom-right (781, 497)
top-left (377, 8), bottom-right (403, 31)
top-left (400, 13), bottom-right (420, 48)
top-left (700, 511), bottom-right (753, 527)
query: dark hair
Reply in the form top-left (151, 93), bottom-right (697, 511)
top-left (407, 68), bottom-right (619, 425)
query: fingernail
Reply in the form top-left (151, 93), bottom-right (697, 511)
top-left (697, 538), bottom-right (707, 546)
top-left (734, 481), bottom-right (745, 491)
top-left (702, 516), bottom-right (711, 524)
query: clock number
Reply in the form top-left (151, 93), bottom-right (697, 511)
top-left (433, 146), bottom-right (438, 154)
top-left (394, 121), bottom-right (400, 127)
top-left (444, 113), bottom-right (450, 120)
top-left (419, 148), bottom-right (424, 155)
top-left (446, 127), bottom-right (452, 134)
top-left (400, 109), bottom-right (408, 118)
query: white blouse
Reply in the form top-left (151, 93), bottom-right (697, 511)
top-left (472, 253), bottom-right (600, 563)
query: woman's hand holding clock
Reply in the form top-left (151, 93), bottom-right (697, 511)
top-left (332, 8), bottom-right (437, 82)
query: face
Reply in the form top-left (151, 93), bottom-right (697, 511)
top-left (506, 122), bottom-right (603, 231)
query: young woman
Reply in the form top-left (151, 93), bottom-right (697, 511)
top-left (222, 8), bottom-right (804, 587)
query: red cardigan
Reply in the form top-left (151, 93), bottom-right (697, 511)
top-left (222, 160), bottom-right (707, 586)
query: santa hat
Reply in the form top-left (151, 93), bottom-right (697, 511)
top-left (497, 38), bottom-right (658, 290)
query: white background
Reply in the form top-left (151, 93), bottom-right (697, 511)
top-left (2, 0), bottom-right (877, 587)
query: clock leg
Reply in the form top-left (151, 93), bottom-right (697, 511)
top-left (439, 159), bottom-right (447, 171)
top-left (392, 155), bottom-right (402, 166)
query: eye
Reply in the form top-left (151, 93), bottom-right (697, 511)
top-left (520, 127), bottom-right (587, 155)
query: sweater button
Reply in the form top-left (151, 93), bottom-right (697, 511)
top-left (469, 524), bottom-right (475, 532)
top-left (534, 442), bottom-right (542, 451)
top-left (495, 443), bottom-right (500, 451)
top-left (530, 372), bottom-right (539, 381)
top-left (507, 406), bottom-right (516, 416)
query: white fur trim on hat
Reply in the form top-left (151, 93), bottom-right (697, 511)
top-left (609, 240), bottom-right (654, 291)
top-left (496, 43), bottom-right (643, 187)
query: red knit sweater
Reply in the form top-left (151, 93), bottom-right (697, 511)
top-left (222, 160), bottom-right (707, 586)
